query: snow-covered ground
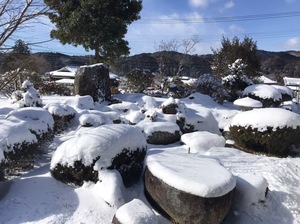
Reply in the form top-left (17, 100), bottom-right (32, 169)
top-left (0, 93), bottom-right (300, 224)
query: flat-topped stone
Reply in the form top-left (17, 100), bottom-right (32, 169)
top-left (144, 148), bottom-right (236, 223)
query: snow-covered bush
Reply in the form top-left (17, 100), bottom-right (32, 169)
top-left (44, 103), bottom-right (77, 132)
top-left (1, 107), bottom-right (54, 176)
top-left (0, 151), bottom-right (5, 181)
top-left (18, 80), bottom-right (43, 107)
top-left (272, 85), bottom-right (293, 102)
top-left (50, 124), bottom-right (147, 187)
top-left (222, 74), bottom-right (253, 102)
top-left (230, 108), bottom-right (300, 156)
top-left (243, 84), bottom-right (282, 107)
top-left (193, 73), bottom-right (226, 104)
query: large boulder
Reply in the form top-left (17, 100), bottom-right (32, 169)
top-left (144, 148), bottom-right (236, 224)
top-left (50, 124), bottom-right (147, 187)
top-left (112, 199), bottom-right (158, 224)
top-left (74, 63), bottom-right (111, 102)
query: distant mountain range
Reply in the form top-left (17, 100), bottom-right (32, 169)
top-left (1, 50), bottom-right (300, 82)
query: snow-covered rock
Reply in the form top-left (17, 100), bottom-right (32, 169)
top-left (145, 148), bottom-right (236, 223)
top-left (138, 121), bottom-right (181, 145)
top-left (112, 199), bottom-right (158, 224)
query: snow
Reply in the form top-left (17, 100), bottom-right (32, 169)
top-left (115, 199), bottom-right (158, 224)
top-left (51, 124), bottom-right (146, 169)
top-left (1, 92), bottom-right (300, 223)
top-left (44, 102), bottom-right (76, 117)
top-left (233, 97), bottom-right (263, 108)
top-left (94, 170), bottom-right (125, 208)
top-left (272, 84), bottom-right (293, 97)
top-left (180, 131), bottom-right (226, 153)
top-left (138, 121), bottom-right (180, 139)
top-left (243, 84), bottom-right (282, 101)
top-left (146, 148), bottom-right (236, 197)
top-left (230, 108), bottom-right (300, 131)
top-left (234, 174), bottom-right (268, 211)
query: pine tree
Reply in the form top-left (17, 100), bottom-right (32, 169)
top-left (211, 36), bottom-right (260, 79)
top-left (44, 0), bottom-right (142, 63)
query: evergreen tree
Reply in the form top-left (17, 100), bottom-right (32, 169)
top-left (44, 0), bottom-right (142, 63)
top-left (12, 39), bottom-right (30, 55)
top-left (211, 36), bottom-right (260, 79)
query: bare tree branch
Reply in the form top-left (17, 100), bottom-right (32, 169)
top-left (0, 0), bottom-right (48, 47)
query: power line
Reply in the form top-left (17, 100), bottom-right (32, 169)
top-left (137, 11), bottom-right (300, 24)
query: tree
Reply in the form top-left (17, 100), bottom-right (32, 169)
top-left (0, 0), bottom-right (48, 48)
top-left (155, 35), bottom-right (200, 55)
top-left (44, 0), bottom-right (142, 63)
top-left (1, 40), bottom-right (51, 96)
top-left (122, 69), bottom-right (154, 93)
top-left (211, 36), bottom-right (260, 79)
top-left (12, 39), bottom-right (30, 54)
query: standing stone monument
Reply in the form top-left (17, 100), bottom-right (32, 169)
top-left (74, 63), bottom-right (111, 102)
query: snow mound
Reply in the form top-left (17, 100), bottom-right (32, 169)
top-left (181, 131), bottom-right (225, 153)
top-left (234, 174), bottom-right (268, 211)
top-left (5, 107), bottom-right (54, 135)
top-left (114, 199), bottom-right (158, 224)
top-left (230, 108), bottom-right (300, 131)
top-left (233, 97), bottom-right (263, 108)
top-left (137, 95), bottom-right (158, 110)
top-left (51, 124), bottom-right (147, 169)
top-left (93, 170), bottom-right (125, 208)
top-left (138, 121), bottom-right (180, 138)
top-left (44, 102), bottom-right (77, 117)
top-left (146, 148), bottom-right (236, 197)
top-left (272, 85), bottom-right (293, 97)
top-left (243, 84), bottom-right (282, 101)
top-left (64, 95), bottom-right (95, 110)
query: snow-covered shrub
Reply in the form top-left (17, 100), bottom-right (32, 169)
top-left (230, 108), bottom-right (300, 156)
top-left (18, 80), bottom-right (43, 107)
top-left (193, 73), bottom-right (226, 104)
top-left (50, 124), bottom-right (147, 187)
top-left (272, 85), bottom-right (293, 102)
top-left (39, 82), bottom-right (72, 96)
top-left (243, 84), bottom-right (282, 107)
top-left (1, 108), bottom-right (54, 175)
top-left (78, 110), bottom-right (120, 127)
top-left (44, 103), bottom-right (77, 132)
top-left (0, 151), bottom-right (5, 181)
top-left (222, 74), bottom-right (253, 101)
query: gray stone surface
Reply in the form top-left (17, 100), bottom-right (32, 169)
top-left (74, 63), bottom-right (111, 102)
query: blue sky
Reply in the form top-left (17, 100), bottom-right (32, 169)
top-left (5, 0), bottom-right (300, 56)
